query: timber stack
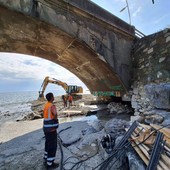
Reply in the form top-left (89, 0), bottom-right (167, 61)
top-left (127, 122), bottom-right (170, 170)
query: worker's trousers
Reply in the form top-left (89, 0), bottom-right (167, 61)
top-left (44, 130), bottom-right (57, 165)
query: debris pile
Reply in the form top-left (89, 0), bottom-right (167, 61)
top-left (107, 102), bottom-right (133, 114)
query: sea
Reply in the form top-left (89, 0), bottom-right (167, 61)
top-left (0, 90), bottom-right (64, 122)
top-left (0, 90), bottom-right (97, 123)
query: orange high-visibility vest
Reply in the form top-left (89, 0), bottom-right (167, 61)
top-left (43, 102), bottom-right (54, 119)
top-left (43, 102), bottom-right (58, 132)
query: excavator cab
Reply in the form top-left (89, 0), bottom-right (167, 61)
top-left (66, 85), bottom-right (83, 100)
top-left (67, 85), bottom-right (83, 94)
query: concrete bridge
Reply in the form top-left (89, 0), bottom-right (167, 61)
top-left (0, 0), bottom-right (136, 97)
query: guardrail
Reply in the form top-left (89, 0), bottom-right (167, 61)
top-left (135, 28), bottom-right (145, 38)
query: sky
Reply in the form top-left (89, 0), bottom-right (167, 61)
top-left (0, 0), bottom-right (170, 93)
top-left (0, 53), bottom-right (87, 93)
top-left (91, 0), bottom-right (170, 35)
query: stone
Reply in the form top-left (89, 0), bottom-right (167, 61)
top-left (161, 49), bottom-right (168, 54)
top-left (139, 65), bottom-right (144, 69)
top-left (139, 58), bottom-right (144, 64)
top-left (107, 102), bottom-right (133, 114)
top-left (148, 55), bottom-right (152, 59)
top-left (88, 120), bottom-right (104, 131)
top-left (137, 116), bottom-right (145, 123)
top-left (144, 114), bottom-right (164, 124)
top-left (131, 101), bottom-right (138, 109)
top-left (126, 150), bottom-right (146, 170)
top-left (148, 48), bottom-right (153, 54)
top-left (130, 115), bottom-right (141, 122)
top-left (139, 109), bottom-right (145, 112)
top-left (104, 118), bottom-right (129, 134)
top-left (166, 36), bottom-right (170, 42)
top-left (131, 95), bottom-right (136, 102)
top-left (134, 112), bottom-right (140, 116)
top-left (150, 40), bottom-right (157, 46)
top-left (58, 121), bottom-right (90, 146)
top-left (163, 29), bottom-right (170, 34)
top-left (143, 48), bottom-right (148, 53)
top-left (157, 71), bottom-right (163, 78)
top-left (159, 57), bottom-right (166, 63)
top-left (133, 88), bottom-right (139, 95)
top-left (145, 63), bottom-right (149, 67)
top-left (145, 106), bottom-right (153, 111)
top-left (145, 83), bottom-right (170, 109)
top-left (150, 109), bottom-right (170, 126)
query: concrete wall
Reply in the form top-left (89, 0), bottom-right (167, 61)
top-left (132, 28), bottom-right (170, 116)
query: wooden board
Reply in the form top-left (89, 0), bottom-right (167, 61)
top-left (150, 124), bottom-right (170, 139)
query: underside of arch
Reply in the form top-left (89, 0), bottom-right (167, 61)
top-left (0, 6), bottom-right (126, 95)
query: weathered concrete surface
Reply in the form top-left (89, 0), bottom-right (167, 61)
top-left (0, 0), bottom-right (136, 95)
top-left (145, 83), bottom-right (170, 109)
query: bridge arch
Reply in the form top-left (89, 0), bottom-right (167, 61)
top-left (0, 5), bottom-right (129, 96)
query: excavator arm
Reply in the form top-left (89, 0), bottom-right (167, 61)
top-left (38, 76), bottom-right (83, 100)
top-left (38, 76), bottom-right (68, 99)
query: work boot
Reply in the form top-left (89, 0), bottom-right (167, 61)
top-left (46, 162), bottom-right (59, 169)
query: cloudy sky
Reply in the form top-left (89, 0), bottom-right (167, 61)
top-left (0, 0), bottom-right (170, 93)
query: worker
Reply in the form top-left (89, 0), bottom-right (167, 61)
top-left (63, 95), bottom-right (68, 108)
top-left (43, 92), bottom-right (59, 169)
top-left (68, 94), bottom-right (73, 107)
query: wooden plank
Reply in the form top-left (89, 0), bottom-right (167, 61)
top-left (150, 124), bottom-right (170, 140)
top-left (135, 127), bottom-right (170, 150)
top-left (126, 126), bottom-right (170, 170)
top-left (131, 135), bottom-right (163, 170)
top-left (125, 128), bottom-right (163, 170)
top-left (134, 128), bottom-right (156, 145)
top-left (161, 154), bottom-right (170, 169)
top-left (139, 123), bottom-right (151, 130)
top-left (63, 110), bottom-right (82, 113)
top-left (131, 141), bottom-right (149, 165)
top-left (130, 130), bottom-right (169, 170)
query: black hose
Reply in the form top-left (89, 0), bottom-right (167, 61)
top-left (58, 137), bottom-right (64, 170)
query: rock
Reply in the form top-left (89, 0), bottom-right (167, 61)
top-left (126, 149), bottom-right (146, 170)
top-left (87, 120), bottom-right (104, 131)
top-left (33, 114), bottom-right (42, 120)
top-left (130, 115), bottom-right (141, 123)
top-left (134, 111), bottom-right (140, 116)
top-left (104, 118), bottom-right (129, 137)
top-left (82, 127), bottom-right (97, 136)
top-left (18, 111), bottom-right (43, 121)
top-left (107, 102), bottom-right (133, 114)
top-left (131, 101), bottom-right (138, 109)
top-left (58, 121), bottom-right (90, 146)
top-left (145, 83), bottom-right (170, 109)
top-left (144, 114), bottom-right (164, 124)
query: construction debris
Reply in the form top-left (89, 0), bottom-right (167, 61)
top-left (127, 122), bottom-right (170, 170)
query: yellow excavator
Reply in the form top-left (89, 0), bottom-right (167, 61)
top-left (38, 76), bottom-right (83, 100)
